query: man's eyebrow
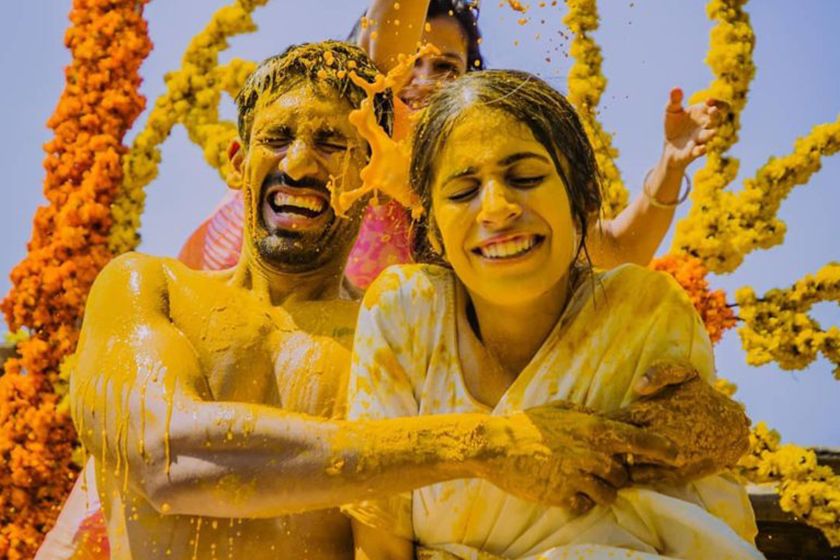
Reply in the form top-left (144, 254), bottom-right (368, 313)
top-left (499, 152), bottom-right (550, 166)
top-left (314, 127), bottom-right (348, 141)
top-left (258, 124), bottom-right (292, 137)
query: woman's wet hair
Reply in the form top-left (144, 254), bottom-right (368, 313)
top-left (409, 70), bottom-right (602, 267)
top-left (347, 0), bottom-right (485, 71)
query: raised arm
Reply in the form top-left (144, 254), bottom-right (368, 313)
top-left (588, 88), bottom-right (725, 268)
top-left (358, 0), bottom-right (431, 73)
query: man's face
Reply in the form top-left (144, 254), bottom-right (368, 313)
top-left (242, 83), bottom-right (368, 273)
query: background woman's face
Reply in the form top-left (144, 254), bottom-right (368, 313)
top-left (430, 107), bottom-right (578, 306)
top-left (400, 15), bottom-right (468, 109)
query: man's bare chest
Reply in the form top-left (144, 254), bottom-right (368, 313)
top-left (166, 279), bottom-right (358, 416)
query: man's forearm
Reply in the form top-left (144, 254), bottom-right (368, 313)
top-left (149, 398), bottom-right (499, 518)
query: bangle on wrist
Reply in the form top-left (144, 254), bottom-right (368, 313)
top-left (642, 168), bottom-right (691, 209)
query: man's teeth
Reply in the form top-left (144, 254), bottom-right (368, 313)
top-left (479, 236), bottom-right (538, 259)
top-left (272, 192), bottom-right (326, 213)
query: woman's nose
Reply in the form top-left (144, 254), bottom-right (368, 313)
top-left (477, 181), bottom-right (522, 228)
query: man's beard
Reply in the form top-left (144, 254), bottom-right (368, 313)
top-left (254, 171), bottom-right (358, 273)
top-left (256, 219), bottom-right (342, 272)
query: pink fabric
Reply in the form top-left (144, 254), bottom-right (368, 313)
top-left (178, 192), bottom-right (413, 288)
top-left (344, 199), bottom-right (413, 288)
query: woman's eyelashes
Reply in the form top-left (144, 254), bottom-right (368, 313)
top-left (446, 175), bottom-right (547, 202)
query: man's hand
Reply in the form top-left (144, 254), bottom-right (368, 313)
top-left (612, 364), bottom-right (750, 484)
top-left (662, 87), bottom-right (727, 170)
top-left (480, 404), bottom-right (680, 514)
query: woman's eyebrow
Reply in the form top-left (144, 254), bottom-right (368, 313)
top-left (499, 152), bottom-right (550, 166)
top-left (443, 166), bottom-right (478, 185)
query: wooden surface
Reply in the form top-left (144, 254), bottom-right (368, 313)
top-left (751, 450), bottom-right (840, 559)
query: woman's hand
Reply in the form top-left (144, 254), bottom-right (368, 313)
top-left (479, 404), bottom-right (679, 513)
top-left (662, 87), bottom-right (727, 170)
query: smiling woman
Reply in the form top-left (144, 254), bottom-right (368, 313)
top-left (344, 70), bottom-right (762, 559)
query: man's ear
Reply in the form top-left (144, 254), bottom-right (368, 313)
top-left (225, 137), bottom-right (245, 190)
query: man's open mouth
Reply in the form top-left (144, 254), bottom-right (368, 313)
top-left (262, 185), bottom-right (331, 231)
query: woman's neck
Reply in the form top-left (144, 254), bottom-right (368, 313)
top-left (467, 277), bottom-right (570, 376)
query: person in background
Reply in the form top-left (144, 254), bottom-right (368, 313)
top-left (180, 0), bottom-right (723, 291)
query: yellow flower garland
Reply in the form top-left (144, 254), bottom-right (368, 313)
top-left (671, 0), bottom-right (755, 272)
top-left (563, 0), bottom-right (628, 220)
top-left (739, 422), bottom-right (840, 546)
top-left (677, 116), bottom-right (840, 273)
top-left (736, 263), bottom-right (840, 377)
top-left (108, 1), bottom-right (266, 255)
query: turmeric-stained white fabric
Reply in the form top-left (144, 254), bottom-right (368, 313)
top-left (345, 264), bottom-right (762, 560)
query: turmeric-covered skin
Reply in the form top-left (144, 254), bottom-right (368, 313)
top-left (58, 43), bottom-right (750, 560)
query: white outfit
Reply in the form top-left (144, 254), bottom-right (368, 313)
top-left (345, 264), bottom-right (762, 560)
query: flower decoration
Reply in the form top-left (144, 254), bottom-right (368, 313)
top-left (0, 1), bottom-right (151, 556)
top-left (737, 263), bottom-right (840, 378)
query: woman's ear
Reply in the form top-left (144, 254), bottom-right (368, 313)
top-left (225, 138), bottom-right (245, 190)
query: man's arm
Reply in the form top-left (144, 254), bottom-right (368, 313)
top-left (72, 254), bottom-right (677, 519)
top-left (358, 0), bottom-right (431, 73)
top-left (588, 89), bottom-right (724, 268)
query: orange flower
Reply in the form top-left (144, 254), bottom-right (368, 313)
top-left (650, 254), bottom-right (737, 344)
top-left (0, 1), bottom-right (151, 556)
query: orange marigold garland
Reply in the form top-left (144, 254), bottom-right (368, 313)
top-left (650, 254), bottom-right (737, 344)
top-left (0, 1), bottom-right (152, 557)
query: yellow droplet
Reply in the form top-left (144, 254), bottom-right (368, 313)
top-left (160, 502), bottom-right (172, 514)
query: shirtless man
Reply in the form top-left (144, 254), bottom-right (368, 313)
top-left (40, 41), bottom-right (748, 559)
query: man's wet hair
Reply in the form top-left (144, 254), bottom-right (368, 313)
top-left (236, 40), bottom-right (394, 145)
top-left (347, 0), bottom-right (485, 71)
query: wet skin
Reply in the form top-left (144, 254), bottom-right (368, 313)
top-left (71, 83), bottom-right (368, 559)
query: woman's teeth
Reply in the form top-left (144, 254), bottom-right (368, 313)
top-left (271, 192), bottom-right (326, 214)
top-left (479, 236), bottom-right (538, 259)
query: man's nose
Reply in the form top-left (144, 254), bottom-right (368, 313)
top-left (477, 181), bottom-right (522, 228)
top-left (280, 139), bottom-right (319, 181)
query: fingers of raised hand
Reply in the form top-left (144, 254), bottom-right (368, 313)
top-left (666, 87), bottom-right (684, 113)
top-left (634, 361), bottom-right (699, 397)
top-left (696, 128), bottom-right (717, 145)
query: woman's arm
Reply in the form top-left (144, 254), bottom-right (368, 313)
top-left (588, 88), bottom-right (725, 268)
top-left (359, 0), bottom-right (431, 73)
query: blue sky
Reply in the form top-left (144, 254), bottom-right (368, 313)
top-left (1, 1), bottom-right (838, 446)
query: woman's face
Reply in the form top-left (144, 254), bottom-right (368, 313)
top-left (400, 15), bottom-right (469, 110)
top-left (430, 107), bottom-right (578, 306)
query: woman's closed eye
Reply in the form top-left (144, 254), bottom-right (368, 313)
top-left (447, 182), bottom-right (480, 202)
top-left (508, 174), bottom-right (546, 189)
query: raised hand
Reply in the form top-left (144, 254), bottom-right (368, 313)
top-left (662, 87), bottom-right (727, 169)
